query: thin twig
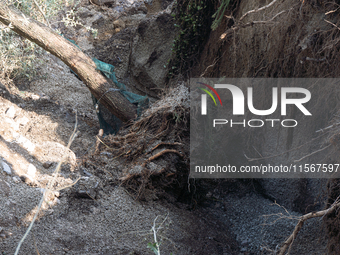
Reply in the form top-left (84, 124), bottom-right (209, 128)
top-left (14, 113), bottom-right (79, 255)
top-left (293, 144), bottom-right (331, 163)
top-left (245, 131), bottom-right (329, 162)
top-left (239, 0), bottom-right (279, 21)
top-left (151, 142), bottom-right (182, 152)
top-left (200, 50), bottom-right (227, 77)
top-left (278, 200), bottom-right (340, 255)
top-left (14, 196), bottom-right (45, 255)
top-left (143, 149), bottom-right (182, 167)
top-left (152, 216), bottom-right (161, 255)
top-left (325, 8), bottom-right (340, 15)
top-left (94, 129), bottom-right (104, 154)
top-left (220, 9), bottom-right (287, 40)
top-left (33, 235), bottom-right (40, 255)
top-left (324, 19), bottom-right (340, 31)
top-left (54, 177), bottom-right (81, 191)
top-left (32, 0), bottom-right (50, 27)
top-left (316, 122), bottom-right (340, 132)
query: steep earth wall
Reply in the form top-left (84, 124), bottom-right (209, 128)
top-left (191, 0), bottom-right (340, 253)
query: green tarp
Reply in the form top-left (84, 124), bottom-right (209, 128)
top-left (66, 37), bottom-right (149, 134)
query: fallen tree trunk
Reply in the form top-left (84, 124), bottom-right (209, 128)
top-left (0, 3), bottom-right (137, 122)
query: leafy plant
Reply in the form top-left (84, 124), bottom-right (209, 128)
top-left (168, 0), bottom-right (211, 78)
top-left (147, 242), bottom-right (160, 255)
top-left (211, 0), bottom-right (230, 30)
top-left (0, 0), bottom-right (74, 83)
top-left (62, 9), bottom-right (98, 38)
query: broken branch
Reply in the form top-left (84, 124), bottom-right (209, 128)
top-left (278, 198), bottom-right (340, 255)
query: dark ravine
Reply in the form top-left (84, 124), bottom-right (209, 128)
top-left (188, 0), bottom-right (340, 253)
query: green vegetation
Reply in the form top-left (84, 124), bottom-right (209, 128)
top-left (0, 21), bottom-right (43, 82)
top-left (168, 0), bottom-right (212, 78)
top-left (62, 9), bottom-right (98, 38)
top-left (168, 0), bottom-right (232, 78)
top-left (0, 0), bottom-right (74, 83)
top-left (211, 0), bottom-right (230, 30)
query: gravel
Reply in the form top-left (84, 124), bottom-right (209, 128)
top-left (217, 192), bottom-right (328, 254)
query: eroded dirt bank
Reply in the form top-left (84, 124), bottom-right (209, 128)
top-left (193, 0), bottom-right (340, 254)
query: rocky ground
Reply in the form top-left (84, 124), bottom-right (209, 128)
top-left (0, 0), bottom-right (331, 254)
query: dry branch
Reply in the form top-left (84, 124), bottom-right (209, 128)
top-left (14, 114), bottom-right (80, 255)
top-left (0, 3), bottom-right (136, 121)
top-left (220, 9), bottom-right (287, 40)
top-left (94, 129), bottom-right (104, 154)
top-left (144, 149), bottom-right (182, 165)
top-left (239, 0), bottom-right (279, 22)
top-left (32, 0), bottom-right (50, 27)
top-left (151, 142), bottom-right (182, 152)
top-left (293, 144), bottom-right (331, 163)
top-left (324, 19), bottom-right (340, 31)
top-left (278, 198), bottom-right (340, 255)
top-left (244, 131), bottom-right (329, 162)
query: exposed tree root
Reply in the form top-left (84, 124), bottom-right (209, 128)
top-left (84, 84), bottom-right (190, 200)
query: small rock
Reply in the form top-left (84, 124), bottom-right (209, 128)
top-left (5, 106), bottom-right (15, 118)
top-left (0, 228), bottom-right (12, 239)
top-left (2, 161), bottom-right (12, 175)
top-left (12, 176), bottom-right (21, 183)
top-left (74, 176), bottom-right (100, 199)
top-left (113, 19), bottom-right (125, 29)
top-left (16, 135), bottom-right (35, 153)
top-left (0, 180), bottom-right (10, 196)
top-left (27, 163), bottom-right (36, 177)
top-left (20, 174), bottom-right (36, 186)
top-left (75, 190), bottom-right (96, 199)
top-left (41, 95), bottom-right (51, 100)
top-left (83, 169), bottom-right (93, 176)
top-left (43, 162), bottom-right (53, 169)
top-left (241, 239), bottom-right (250, 245)
top-left (115, 28), bottom-right (121, 33)
top-left (30, 94), bottom-right (40, 100)
top-left (17, 116), bottom-right (29, 126)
